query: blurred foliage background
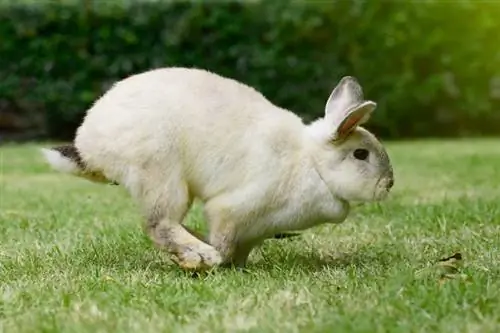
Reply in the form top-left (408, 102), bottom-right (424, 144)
top-left (1, 0), bottom-right (499, 141)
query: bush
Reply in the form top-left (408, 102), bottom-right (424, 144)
top-left (1, 0), bottom-right (499, 140)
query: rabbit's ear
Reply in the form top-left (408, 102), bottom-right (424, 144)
top-left (324, 76), bottom-right (376, 141)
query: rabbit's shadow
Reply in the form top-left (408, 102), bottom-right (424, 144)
top-left (250, 242), bottom-right (396, 273)
top-left (69, 236), bottom-right (396, 277)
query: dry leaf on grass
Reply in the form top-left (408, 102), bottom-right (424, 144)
top-left (437, 252), bottom-right (462, 274)
top-left (436, 252), bottom-right (471, 285)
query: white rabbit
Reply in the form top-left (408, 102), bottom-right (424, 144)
top-left (41, 67), bottom-right (394, 271)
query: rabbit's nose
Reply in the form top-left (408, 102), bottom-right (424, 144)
top-left (386, 178), bottom-right (394, 189)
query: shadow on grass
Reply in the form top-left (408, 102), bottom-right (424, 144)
top-left (249, 240), bottom-right (401, 274)
top-left (76, 235), bottom-right (402, 277)
top-left (2, 233), bottom-right (403, 282)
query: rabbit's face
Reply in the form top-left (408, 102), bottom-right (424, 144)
top-left (320, 127), bottom-right (394, 202)
top-left (307, 75), bottom-right (394, 202)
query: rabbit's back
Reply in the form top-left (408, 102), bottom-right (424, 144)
top-left (75, 67), bottom-right (305, 199)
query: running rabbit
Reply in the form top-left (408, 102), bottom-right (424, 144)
top-left (41, 67), bottom-right (394, 271)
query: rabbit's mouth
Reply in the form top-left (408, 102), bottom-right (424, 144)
top-left (373, 174), bottom-right (394, 201)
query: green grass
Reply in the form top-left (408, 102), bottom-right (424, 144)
top-left (1, 139), bottom-right (500, 333)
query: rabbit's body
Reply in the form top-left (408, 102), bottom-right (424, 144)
top-left (42, 67), bottom-right (394, 270)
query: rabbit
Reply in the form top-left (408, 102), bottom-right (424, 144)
top-left (41, 67), bottom-right (394, 271)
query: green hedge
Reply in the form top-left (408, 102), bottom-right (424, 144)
top-left (1, 0), bottom-right (499, 140)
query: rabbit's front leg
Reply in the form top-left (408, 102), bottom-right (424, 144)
top-left (203, 197), bottom-right (245, 266)
top-left (208, 227), bottom-right (260, 268)
top-left (184, 225), bottom-right (254, 268)
top-left (206, 220), bottom-right (239, 266)
top-left (185, 216), bottom-right (260, 268)
top-left (231, 241), bottom-right (262, 268)
top-left (204, 189), bottom-right (268, 267)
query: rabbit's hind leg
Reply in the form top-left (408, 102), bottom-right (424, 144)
top-left (142, 181), bottom-right (222, 271)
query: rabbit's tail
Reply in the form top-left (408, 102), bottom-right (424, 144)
top-left (41, 144), bottom-right (118, 185)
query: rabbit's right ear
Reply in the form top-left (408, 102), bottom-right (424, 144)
top-left (324, 76), bottom-right (376, 141)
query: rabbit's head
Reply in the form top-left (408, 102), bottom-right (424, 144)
top-left (306, 76), bottom-right (394, 202)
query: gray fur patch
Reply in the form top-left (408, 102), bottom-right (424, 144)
top-left (146, 208), bottom-right (163, 231)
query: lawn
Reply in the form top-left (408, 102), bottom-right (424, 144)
top-left (1, 139), bottom-right (499, 333)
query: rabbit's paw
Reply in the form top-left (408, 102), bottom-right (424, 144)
top-left (171, 242), bottom-right (222, 271)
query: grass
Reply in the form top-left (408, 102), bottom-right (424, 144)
top-left (1, 139), bottom-right (499, 333)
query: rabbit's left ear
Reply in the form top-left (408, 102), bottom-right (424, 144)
top-left (324, 76), bottom-right (377, 141)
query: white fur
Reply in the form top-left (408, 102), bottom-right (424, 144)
top-left (41, 148), bottom-right (79, 174)
top-left (41, 67), bottom-right (394, 270)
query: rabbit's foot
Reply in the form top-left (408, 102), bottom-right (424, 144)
top-left (170, 241), bottom-right (222, 271)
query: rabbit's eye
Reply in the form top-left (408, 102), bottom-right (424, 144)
top-left (353, 148), bottom-right (369, 161)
